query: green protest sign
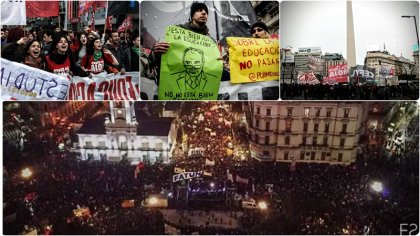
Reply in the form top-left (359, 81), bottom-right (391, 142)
top-left (158, 26), bottom-right (223, 100)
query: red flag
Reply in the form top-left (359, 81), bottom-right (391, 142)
top-left (118, 15), bottom-right (133, 32)
top-left (79, 0), bottom-right (108, 17)
top-left (24, 192), bottom-right (37, 201)
top-left (67, 0), bottom-right (73, 21)
top-left (137, 161), bottom-right (145, 170)
top-left (105, 16), bottom-right (113, 31)
top-left (26, 1), bottom-right (59, 17)
top-left (90, 12), bottom-right (95, 31)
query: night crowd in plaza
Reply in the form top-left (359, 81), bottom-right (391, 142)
top-left (1, 25), bottom-right (140, 78)
top-left (3, 102), bottom-right (419, 235)
top-left (281, 83), bottom-right (419, 100)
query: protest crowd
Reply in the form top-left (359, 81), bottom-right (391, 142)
top-left (281, 83), bottom-right (419, 100)
top-left (3, 101), bottom-right (419, 235)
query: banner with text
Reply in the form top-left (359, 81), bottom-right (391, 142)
top-left (227, 37), bottom-right (279, 83)
top-left (1, 58), bottom-right (69, 100)
top-left (349, 65), bottom-right (376, 83)
top-left (326, 64), bottom-right (348, 83)
top-left (159, 26), bottom-right (223, 100)
top-left (173, 171), bottom-right (203, 183)
top-left (297, 71), bottom-right (320, 85)
top-left (69, 72), bottom-right (139, 100)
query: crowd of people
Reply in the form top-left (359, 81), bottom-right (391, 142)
top-left (281, 83), bottom-right (419, 100)
top-left (1, 25), bottom-right (140, 80)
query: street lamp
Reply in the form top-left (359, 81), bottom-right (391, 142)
top-left (21, 168), bottom-right (33, 178)
top-left (258, 201), bottom-right (268, 210)
top-left (402, 16), bottom-right (420, 51)
top-left (370, 181), bottom-right (383, 193)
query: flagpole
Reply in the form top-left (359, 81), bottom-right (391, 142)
top-left (64, 0), bottom-right (68, 30)
top-left (102, 0), bottom-right (108, 43)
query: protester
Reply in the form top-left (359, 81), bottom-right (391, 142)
top-left (44, 33), bottom-right (90, 78)
top-left (81, 37), bottom-right (121, 75)
top-left (123, 34), bottom-right (140, 72)
top-left (41, 30), bottom-right (54, 56)
top-left (1, 28), bottom-right (8, 45)
top-left (22, 40), bottom-right (45, 70)
top-left (1, 27), bottom-right (26, 62)
top-left (103, 30), bottom-right (125, 73)
top-left (250, 22), bottom-right (271, 39)
top-left (72, 32), bottom-right (88, 66)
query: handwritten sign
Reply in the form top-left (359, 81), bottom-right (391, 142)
top-left (297, 71), bottom-right (320, 84)
top-left (159, 26), bottom-right (223, 100)
top-left (1, 58), bottom-right (69, 100)
top-left (227, 37), bottom-right (279, 83)
top-left (69, 72), bottom-right (139, 100)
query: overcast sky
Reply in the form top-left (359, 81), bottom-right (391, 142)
top-left (281, 1), bottom-right (419, 65)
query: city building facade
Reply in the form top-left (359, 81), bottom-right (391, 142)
top-left (247, 102), bottom-right (366, 164)
top-left (365, 50), bottom-right (417, 80)
top-left (75, 102), bottom-right (176, 164)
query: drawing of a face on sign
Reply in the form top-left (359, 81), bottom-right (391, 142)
top-left (172, 47), bottom-right (217, 91)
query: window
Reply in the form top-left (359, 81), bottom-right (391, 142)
top-left (303, 122), bottom-right (308, 132)
top-left (265, 121), bottom-right (270, 131)
top-left (142, 142), bottom-right (149, 149)
top-left (98, 141), bottom-right (106, 148)
top-left (325, 123), bottom-right (330, 133)
top-left (321, 152), bottom-right (326, 161)
top-left (257, 107), bottom-right (260, 114)
top-left (155, 142), bottom-right (163, 150)
top-left (311, 152), bottom-right (315, 160)
top-left (302, 136), bottom-right (307, 145)
top-left (300, 151), bottom-right (305, 160)
top-left (344, 109), bottom-right (349, 118)
top-left (284, 151), bottom-right (289, 160)
top-left (286, 121), bottom-right (292, 131)
top-left (338, 153), bottom-right (343, 162)
top-left (287, 108), bottom-right (293, 117)
top-left (256, 119), bottom-right (260, 128)
top-left (263, 151), bottom-right (270, 159)
top-left (316, 109), bottom-right (321, 117)
top-left (313, 136), bottom-right (317, 145)
top-left (266, 109), bottom-right (271, 116)
top-left (323, 137), bottom-right (328, 146)
top-left (85, 141), bottom-right (93, 148)
top-left (314, 123), bottom-right (319, 132)
top-left (285, 136), bottom-right (290, 145)
top-left (326, 109), bottom-right (332, 117)
top-left (340, 138), bottom-right (345, 147)
top-left (304, 108), bottom-right (310, 117)
top-left (265, 136), bottom-right (269, 145)
top-left (342, 124), bottom-right (347, 133)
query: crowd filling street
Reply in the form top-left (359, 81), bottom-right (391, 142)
top-left (3, 102), bottom-right (419, 235)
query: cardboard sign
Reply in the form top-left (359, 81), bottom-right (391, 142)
top-left (326, 64), bottom-right (348, 83)
top-left (159, 26), bottom-right (223, 100)
top-left (1, 58), bottom-right (70, 100)
top-left (68, 72), bottom-right (139, 100)
top-left (227, 37), bottom-right (279, 83)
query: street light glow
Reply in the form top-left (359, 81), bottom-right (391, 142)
top-left (21, 168), bottom-right (32, 178)
top-left (370, 181), bottom-right (383, 192)
top-left (149, 196), bottom-right (158, 205)
top-left (258, 201), bottom-right (268, 210)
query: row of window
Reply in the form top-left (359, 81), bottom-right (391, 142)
top-left (256, 107), bottom-right (351, 118)
top-left (84, 141), bottom-right (164, 149)
top-left (255, 135), bottom-right (347, 147)
top-left (283, 151), bottom-right (344, 162)
top-left (255, 120), bottom-right (348, 133)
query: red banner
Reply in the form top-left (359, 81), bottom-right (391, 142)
top-left (326, 64), bottom-right (348, 83)
top-left (118, 16), bottom-right (133, 32)
top-left (79, 0), bottom-right (107, 16)
top-left (297, 71), bottom-right (320, 85)
top-left (105, 16), bottom-right (113, 31)
top-left (26, 1), bottom-right (59, 17)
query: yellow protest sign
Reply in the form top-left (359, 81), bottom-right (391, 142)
top-left (227, 37), bottom-right (280, 83)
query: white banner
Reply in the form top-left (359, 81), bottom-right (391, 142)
top-left (1, 0), bottom-right (26, 25)
top-left (218, 80), bottom-right (279, 100)
top-left (173, 171), bottom-right (203, 183)
top-left (205, 158), bottom-right (215, 166)
top-left (68, 72), bottom-right (140, 100)
top-left (1, 58), bottom-right (69, 100)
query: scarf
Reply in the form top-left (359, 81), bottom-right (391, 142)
top-left (93, 51), bottom-right (102, 62)
top-left (24, 55), bottom-right (43, 69)
top-left (132, 47), bottom-right (140, 56)
top-left (180, 21), bottom-right (210, 36)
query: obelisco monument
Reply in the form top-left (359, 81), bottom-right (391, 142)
top-left (347, 0), bottom-right (356, 67)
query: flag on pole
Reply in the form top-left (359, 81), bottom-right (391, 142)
top-left (79, 0), bottom-right (107, 16)
top-left (26, 1), bottom-right (59, 17)
top-left (117, 15), bottom-right (133, 32)
top-left (1, 0), bottom-right (27, 25)
top-left (105, 16), bottom-right (113, 31)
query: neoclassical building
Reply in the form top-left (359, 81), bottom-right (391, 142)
top-left (75, 101), bottom-right (176, 164)
top-left (247, 102), bottom-right (367, 164)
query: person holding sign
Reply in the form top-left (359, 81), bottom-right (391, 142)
top-left (149, 2), bottom-right (215, 84)
top-left (250, 22), bottom-right (271, 39)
